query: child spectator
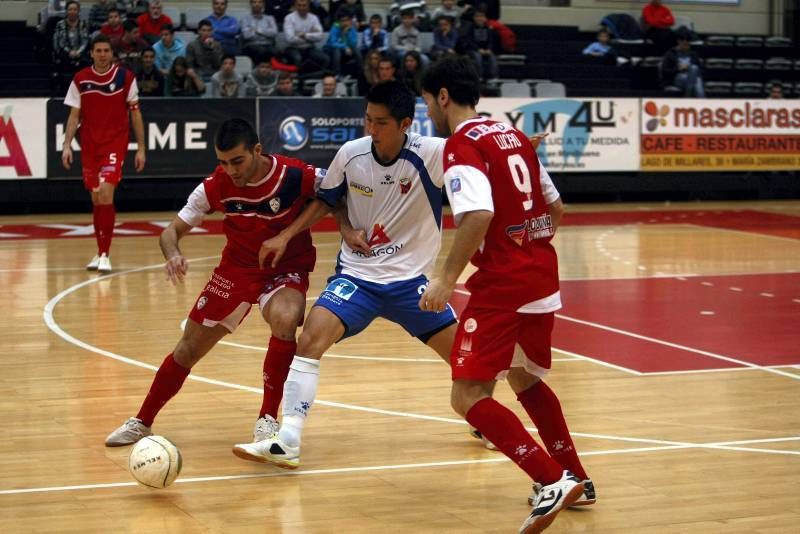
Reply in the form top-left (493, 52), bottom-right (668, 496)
top-left (362, 14), bottom-right (389, 54)
top-left (390, 9), bottom-right (427, 65)
top-left (457, 8), bottom-right (498, 80)
top-left (433, 0), bottom-right (461, 26)
top-left (244, 57), bottom-right (279, 96)
top-left (165, 56), bottom-right (205, 96)
top-left (582, 29), bottom-right (616, 63)
top-left (430, 15), bottom-right (457, 60)
top-left (325, 8), bottom-right (362, 75)
top-left (330, 0), bottom-right (367, 29)
top-left (153, 24), bottom-right (186, 75)
top-left (209, 54), bottom-right (245, 97)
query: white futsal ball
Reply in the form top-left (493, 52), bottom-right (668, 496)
top-left (128, 435), bottom-right (182, 489)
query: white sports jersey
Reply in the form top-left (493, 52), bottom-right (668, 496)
top-left (317, 132), bottom-right (445, 284)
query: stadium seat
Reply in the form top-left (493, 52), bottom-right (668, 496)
top-left (640, 56), bottom-right (662, 68)
top-left (419, 32), bottom-right (433, 53)
top-left (672, 15), bottom-right (694, 31)
top-left (735, 59), bottom-right (763, 70)
top-left (175, 31), bottom-right (196, 47)
top-left (185, 7), bottom-right (208, 30)
top-left (234, 55), bottom-right (252, 78)
top-left (704, 81), bottom-right (732, 97)
top-left (733, 82), bottom-right (763, 96)
top-left (163, 7), bottom-right (181, 29)
top-left (705, 35), bottom-right (734, 47)
top-left (765, 36), bottom-right (792, 48)
top-left (497, 54), bottom-right (526, 66)
top-left (736, 36), bottom-right (763, 47)
top-left (79, 5), bottom-right (91, 21)
top-left (765, 57), bottom-right (792, 71)
top-left (535, 82), bottom-right (566, 97)
top-left (500, 81), bottom-right (531, 97)
top-left (706, 58), bottom-right (734, 70)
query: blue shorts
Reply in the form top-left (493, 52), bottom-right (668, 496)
top-left (314, 273), bottom-right (457, 342)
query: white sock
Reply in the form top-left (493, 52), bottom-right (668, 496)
top-left (278, 356), bottom-right (320, 448)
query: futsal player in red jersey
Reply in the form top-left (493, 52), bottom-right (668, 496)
top-left (420, 56), bottom-right (593, 533)
top-left (61, 34), bottom-right (146, 273)
top-left (105, 119), bottom-right (326, 448)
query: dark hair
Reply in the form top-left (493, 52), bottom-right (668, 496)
top-left (65, 0), bottom-right (80, 11)
top-left (215, 118), bottom-right (259, 151)
top-left (401, 9), bottom-right (415, 18)
top-left (123, 19), bottom-right (139, 32)
top-left (369, 14), bottom-right (382, 23)
top-left (378, 54), bottom-right (395, 67)
top-left (91, 34), bottom-right (112, 50)
top-left (222, 54), bottom-right (236, 63)
top-left (336, 7), bottom-right (353, 20)
top-left (142, 47), bottom-right (156, 56)
top-left (161, 23), bottom-right (174, 33)
top-left (278, 70), bottom-right (294, 81)
top-left (422, 55), bottom-right (480, 107)
top-left (198, 20), bottom-right (213, 30)
top-left (107, 7), bottom-right (120, 16)
top-left (366, 81), bottom-right (415, 123)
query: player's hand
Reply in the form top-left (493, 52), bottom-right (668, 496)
top-left (165, 255), bottom-right (189, 285)
top-left (342, 228), bottom-right (370, 255)
top-left (419, 277), bottom-right (454, 313)
top-left (62, 147), bottom-right (73, 170)
top-left (528, 132), bottom-right (549, 150)
top-left (135, 148), bottom-right (145, 172)
top-left (259, 233), bottom-right (289, 269)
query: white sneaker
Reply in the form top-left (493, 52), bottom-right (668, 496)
top-left (528, 478), bottom-right (596, 507)
top-left (86, 255), bottom-right (101, 270)
top-left (469, 426), bottom-right (498, 450)
top-left (520, 470), bottom-right (584, 534)
top-left (253, 415), bottom-right (280, 442)
top-left (105, 417), bottom-right (152, 447)
top-left (232, 434), bottom-right (300, 469)
top-left (97, 253), bottom-right (112, 273)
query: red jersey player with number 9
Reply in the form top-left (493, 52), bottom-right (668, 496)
top-left (61, 34), bottom-right (146, 273)
top-left (420, 56), bottom-right (594, 534)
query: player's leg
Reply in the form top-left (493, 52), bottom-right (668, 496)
top-left (88, 152), bottom-right (123, 272)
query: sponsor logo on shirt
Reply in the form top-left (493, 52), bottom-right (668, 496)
top-left (196, 296), bottom-right (208, 310)
top-left (450, 177), bottom-right (462, 193)
top-left (324, 278), bottom-right (358, 301)
top-left (399, 176), bottom-right (412, 194)
top-left (349, 181), bottom-right (374, 197)
top-left (269, 197), bottom-right (281, 213)
top-left (380, 174), bottom-right (394, 185)
top-left (464, 318), bottom-right (478, 333)
top-left (505, 214), bottom-right (554, 245)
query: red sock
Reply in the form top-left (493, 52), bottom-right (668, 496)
top-left (517, 381), bottom-right (588, 480)
top-left (94, 204), bottom-right (115, 255)
top-left (136, 353), bottom-right (190, 427)
top-left (259, 336), bottom-right (296, 418)
top-left (466, 397), bottom-right (563, 484)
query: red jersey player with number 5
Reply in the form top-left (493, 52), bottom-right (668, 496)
top-left (420, 56), bottom-right (594, 534)
top-left (62, 34), bottom-right (146, 273)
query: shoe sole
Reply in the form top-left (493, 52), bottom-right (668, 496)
top-left (522, 482), bottom-right (585, 534)
top-left (231, 445), bottom-right (299, 469)
top-left (527, 496), bottom-right (596, 507)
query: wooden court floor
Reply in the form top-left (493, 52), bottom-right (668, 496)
top-left (1, 200), bottom-right (798, 533)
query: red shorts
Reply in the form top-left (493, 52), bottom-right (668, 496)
top-left (82, 150), bottom-right (124, 191)
top-left (451, 307), bottom-right (554, 382)
top-left (188, 268), bottom-right (310, 333)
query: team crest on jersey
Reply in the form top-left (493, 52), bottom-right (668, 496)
top-left (464, 318), bottom-right (478, 333)
top-left (447, 153), bottom-right (455, 163)
top-left (109, 83), bottom-right (116, 91)
top-left (399, 177), bottom-right (412, 194)
top-left (450, 177), bottom-right (462, 193)
top-left (506, 222), bottom-right (527, 246)
top-left (269, 197), bottom-right (281, 213)
top-left (197, 296), bottom-right (208, 310)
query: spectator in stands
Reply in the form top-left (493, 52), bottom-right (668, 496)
top-left (457, 8), bottom-right (498, 80)
top-left (53, 1), bottom-right (90, 73)
top-left (377, 54), bottom-right (396, 82)
top-left (390, 9), bottom-right (427, 65)
top-left (165, 56), bottom-right (206, 96)
top-left (767, 82), bottom-right (784, 99)
top-left (209, 54), bottom-right (245, 97)
top-left (136, 47), bottom-right (166, 96)
top-left (330, 0), bottom-right (366, 29)
top-left (241, 0), bottom-right (279, 65)
top-left (362, 14), bottom-right (389, 55)
top-left (266, 0), bottom-right (294, 26)
top-left (284, 0), bottom-right (330, 71)
top-left (269, 70), bottom-right (299, 96)
top-left (153, 24), bottom-right (185, 74)
top-left (430, 15), bottom-right (457, 61)
top-left (314, 72), bottom-right (343, 97)
top-left (661, 29), bottom-right (704, 98)
top-left (434, 0), bottom-right (461, 27)
top-left (116, 19), bottom-right (148, 71)
top-left (186, 19), bottom-right (223, 82)
top-left (325, 8), bottom-right (362, 75)
top-left (119, 0), bottom-right (149, 19)
top-left (457, 0), bottom-right (499, 21)
top-left (100, 8), bottom-right (125, 42)
top-left (204, 0), bottom-right (241, 56)
top-left (244, 57), bottom-right (278, 96)
top-left (582, 28), bottom-right (617, 64)
top-left (358, 48), bottom-right (382, 94)
top-left (642, 0), bottom-right (675, 54)
top-left (400, 50), bottom-right (425, 96)
top-left (88, 0), bottom-right (113, 33)
top-left (137, 0), bottom-right (173, 45)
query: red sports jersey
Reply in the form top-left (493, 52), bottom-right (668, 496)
top-left (178, 155), bottom-right (318, 275)
top-left (65, 64), bottom-right (138, 160)
top-left (443, 118), bottom-right (558, 310)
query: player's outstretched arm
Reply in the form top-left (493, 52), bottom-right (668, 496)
top-left (131, 107), bottom-right (146, 172)
top-left (528, 132), bottom-right (549, 150)
top-left (259, 198), bottom-right (333, 269)
top-left (160, 216), bottom-right (193, 285)
top-left (332, 199), bottom-right (369, 254)
top-left (61, 107), bottom-right (81, 170)
top-left (420, 210), bottom-right (494, 312)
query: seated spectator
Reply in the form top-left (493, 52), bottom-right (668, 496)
top-left (266, 0), bottom-right (294, 26)
top-left (119, 0), bottom-right (148, 19)
top-left (400, 50), bottom-right (424, 95)
top-left (284, 0), bottom-right (330, 71)
top-left (136, 47), bottom-right (166, 96)
top-left (165, 56), bottom-right (206, 96)
top-left (241, 0), bottom-right (279, 65)
top-left (269, 70), bottom-right (299, 96)
top-left (433, 0), bottom-right (461, 27)
top-left (661, 30), bottom-right (704, 97)
top-left (186, 20), bottom-right (223, 82)
top-left (116, 19), bottom-right (148, 71)
top-left (325, 8), bottom-right (361, 76)
top-left (390, 9), bottom-right (428, 65)
top-left (153, 24), bottom-right (185, 75)
top-left (362, 14), bottom-right (389, 55)
top-left (100, 8), bottom-right (124, 42)
top-left (358, 48), bottom-right (381, 95)
top-left (204, 0), bottom-right (241, 56)
top-left (377, 54), bottom-right (396, 82)
top-left (53, 1), bottom-right (89, 68)
top-left (330, 0), bottom-right (366, 30)
top-left (642, 0), bottom-right (675, 54)
top-left (209, 55), bottom-right (245, 97)
top-left (244, 57), bottom-right (278, 96)
top-left (137, 0), bottom-right (173, 45)
top-left (582, 29), bottom-right (617, 64)
top-left (767, 82), bottom-right (784, 100)
top-left (88, 0), bottom-right (113, 33)
top-left (457, 8), bottom-right (498, 80)
top-left (457, 0), bottom-right (499, 23)
top-left (314, 72), bottom-right (345, 97)
top-left (430, 15), bottom-right (457, 61)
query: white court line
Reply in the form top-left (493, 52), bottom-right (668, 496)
top-left (555, 314), bottom-right (800, 381)
top-left (639, 364), bottom-right (800, 376)
top-left (686, 222), bottom-right (800, 244)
